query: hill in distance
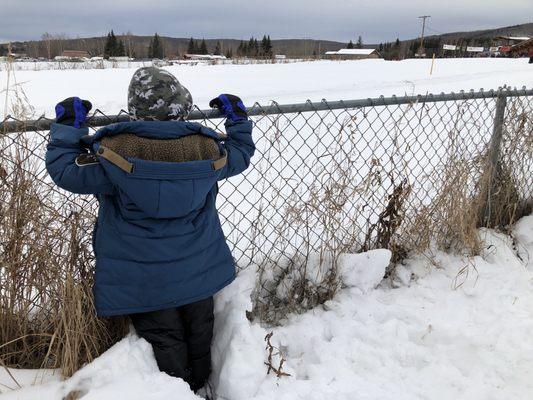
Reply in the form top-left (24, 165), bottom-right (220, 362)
top-left (2, 22), bottom-right (532, 59)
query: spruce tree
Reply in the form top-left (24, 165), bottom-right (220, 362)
top-left (347, 40), bottom-right (354, 49)
top-left (356, 36), bottom-right (363, 49)
top-left (261, 35), bottom-right (267, 56)
top-left (225, 48), bottom-right (233, 58)
top-left (148, 33), bottom-right (164, 59)
top-left (104, 30), bottom-right (119, 59)
top-left (199, 39), bottom-right (208, 55)
top-left (248, 37), bottom-right (255, 57)
top-left (187, 38), bottom-right (196, 54)
top-left (117, 40), bottom-right (126, 57)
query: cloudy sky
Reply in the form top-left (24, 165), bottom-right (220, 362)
top-left (2, 0), bottom-right (531, 43)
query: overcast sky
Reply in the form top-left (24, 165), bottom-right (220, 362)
top-left (2, 0), bottom-right (531, 43)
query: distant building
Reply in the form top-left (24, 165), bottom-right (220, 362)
top-left (61, 50), bottom-right (90, 59)
top-left (492, 36), bottom-right (530, 54)
top-left (509, 38), bottom-right (533, 57)
top-left (7, 52), bottom-right (28, 59)
top-left (109, 56), bottom-right (130, 62)
top-left (183, 54), bottom-right (227, 61)
top-left (324, 48), bottom-right (380, 60)
top-left (275, 54), bottom-right (286, 60)
top-left (493, 36), bottom-right (530, 46)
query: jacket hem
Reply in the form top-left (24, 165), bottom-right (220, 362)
top-left (95, 272), bottom-right (236, 317)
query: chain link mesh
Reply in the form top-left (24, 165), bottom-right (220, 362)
top-left (1, 91), bottom-right (532, 327)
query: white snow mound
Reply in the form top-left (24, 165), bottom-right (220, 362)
top-left (338, 249), bottom-right (391, 291)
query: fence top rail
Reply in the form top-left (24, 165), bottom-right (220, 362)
top-left (2, 87), bottom-right (532, 134)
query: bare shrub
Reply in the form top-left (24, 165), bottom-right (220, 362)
top-left (248, 114), bottom-right (388, 324)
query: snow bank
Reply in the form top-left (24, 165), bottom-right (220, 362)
top-left (514, 215), bottom-right (533, 269)
top-left (1, 335), bottom-right (200, 400)
top-left (338, 249), bottom-right (391, 291)
top-left (209, 218), bottom-right (533, 400)
top-left (3, 216), bottom-right (533, 399)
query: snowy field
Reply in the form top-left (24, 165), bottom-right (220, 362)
top-left (2, 58), bottom-right (533, 118)
top-left (1, 58), bottom-right (533, 399)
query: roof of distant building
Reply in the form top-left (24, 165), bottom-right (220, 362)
top-left (336, 48), bottom-right (377, 55)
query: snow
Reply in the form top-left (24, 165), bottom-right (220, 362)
top-left (338, 249), bottom-right (391, 291)
top-left (335, 49), bottom-right (377, 55)
top-left (2, 58), bottom-right (532, 120)
top-left (3, 217), bottom-right (533, 399)
top-left (1, 336), bottom-right (201, 400)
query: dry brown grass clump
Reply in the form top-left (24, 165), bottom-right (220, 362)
top-left (0, 141), bottom-right (128, 378)
top-left (1, 59), bottom-right (127, 381)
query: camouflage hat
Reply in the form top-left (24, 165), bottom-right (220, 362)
top-left (127, 67), bottom-right (193, 121)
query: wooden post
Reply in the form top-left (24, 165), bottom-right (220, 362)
top-left (483, 93), bottom-right (508, 226)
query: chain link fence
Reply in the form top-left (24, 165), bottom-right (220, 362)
top-left (1, 88), bottom-right (532, 371)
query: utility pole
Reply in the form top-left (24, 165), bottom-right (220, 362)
top-left (418, 15), bottom-right (430, 57)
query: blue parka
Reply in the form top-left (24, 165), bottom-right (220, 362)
top-left (46, 119), bottom-right (255, 317)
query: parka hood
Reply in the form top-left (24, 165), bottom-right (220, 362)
top-left (90, 121), bottom-right (225, 220)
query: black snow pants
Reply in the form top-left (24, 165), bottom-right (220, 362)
top-left (130, 296), bottom-right (214, 391)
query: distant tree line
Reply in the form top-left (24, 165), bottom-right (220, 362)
top-left (346, 36), bottom-right (363, 49)
top-left (236, 36), bottom-right (273, 58)
top-left (104, 30), bottom-right (126, 58)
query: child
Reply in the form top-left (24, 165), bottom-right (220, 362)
top-left (46, 67), bottom-right (255, 391)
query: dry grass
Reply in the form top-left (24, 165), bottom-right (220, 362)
top-left (0, 60), bottom-right (127, 381)
top-left (0, 135), bottom-right (128, 379)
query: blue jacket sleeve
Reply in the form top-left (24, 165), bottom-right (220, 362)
top-left (46, 123), bottom-right (115, 195)
top-left (218, 119), bottom-right (255, 180)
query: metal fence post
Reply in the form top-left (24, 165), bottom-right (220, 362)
top-left (483, 93), bottom-right (508, 226)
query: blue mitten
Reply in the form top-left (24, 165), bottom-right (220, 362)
top-left (55, 97), bottom-right (92, 128)
top-left (209, 94), bottom-right (248, 122)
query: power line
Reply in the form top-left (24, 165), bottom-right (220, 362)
top-left (418, 15), bottom-right (431, 57)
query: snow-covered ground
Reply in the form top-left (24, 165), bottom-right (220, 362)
top-left (2, 58), bottom-right (532, 119)
top-left (1, 59), bottom-right (533, 399)
top-left (2, 217), bottom-right (533, 399)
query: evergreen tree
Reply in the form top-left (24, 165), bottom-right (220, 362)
top-left (187, 38), bottom-right (196, 54)
top-left (261, 35), bottom-right (268, 56)
top-left (392, 38), bottom-right (401, 59)
top-left (356, 36), bottom-right (363, 49)
top-left (214, 41), bottom-right (221, 56)
top-left (347, 40), bottom-right (354, 49)
top-left (148, 33), bottom-right (164, 59)
top-left (199, 39), bottom-right (208, 55)
top-left (117, 40), bottom-right (126, 57)
top-left (104, 30), bottom-right (119, 59)
top-left (267, 35), bottom-right (273, 56)
top-left (247, 37), bottom-right (255, 57)
top-left (260, 35), bottom-right (273, 57)
top-left (225, 48), bottom-right (233, 58)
